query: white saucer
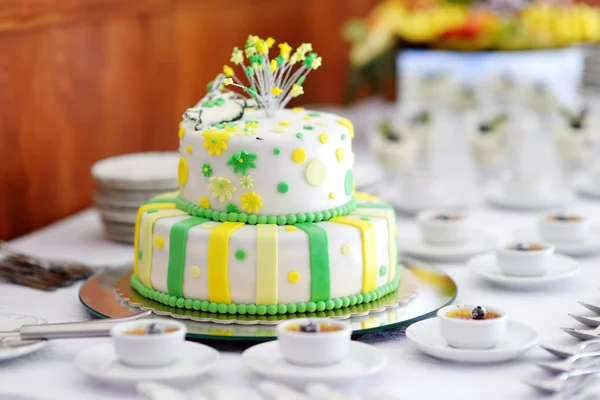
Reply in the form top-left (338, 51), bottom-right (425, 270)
top-left (0, 314), bottom-right (47, 361)
top-left (75, 341), bottom-right (219, 383)
top-left (397, 230), bottom-right (496, 262)
top-left (242, 341), bottom-right (387, 385)
top-left (486, 185), bottom-right (575, 210)
top-left (513, 227), bottom-right (600, 257)
top-left (576, 175), bottom-right (600, 199)
top-left (467, 253), bottom-right (580, 289)
top-left (406, 318), bottom-right (539, 363)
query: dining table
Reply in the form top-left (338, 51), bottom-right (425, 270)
top-left (2, 190), bottom-right (600, 400)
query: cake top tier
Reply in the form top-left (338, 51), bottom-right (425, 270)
top-left (178, 107), bottom-right (355, 222)
top-left (175, 35), bottom-right (356, 223)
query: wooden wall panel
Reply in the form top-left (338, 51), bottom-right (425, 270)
top-left (0, 0), bottom-right (379, 239)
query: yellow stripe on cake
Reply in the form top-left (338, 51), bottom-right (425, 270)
top-left (207, 222), bottom-right (244, 304)
top-left (256, 224), bottom-right (278, 305)
top-left (133, 202), bottom-right (176, 278)
top-left (140, 208), bottom-right (188, 287)
top-left (330, 216), bottom-right (377, 292)
top-left (351, 208), bottom-right (397, 282)
top-left (354, 192), bottom-right (380, 202)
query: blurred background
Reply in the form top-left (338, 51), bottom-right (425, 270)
top-left (2, 0), bottom-right (600, 240)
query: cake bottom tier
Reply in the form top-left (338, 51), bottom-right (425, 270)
top-left (131, 193), bottom-right (398, 315)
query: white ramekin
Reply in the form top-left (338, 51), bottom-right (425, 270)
top-left (276, 318), bottom-right (351, 366)
top-left (496, 242), bottom-right (554, 277)
top-left (437, 304), bottom-right (508, 350)
top-left (111, 320), bottom-right (187, 367)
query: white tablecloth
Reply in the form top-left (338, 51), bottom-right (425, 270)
top-left (2, 199), bottom-right (600, 400)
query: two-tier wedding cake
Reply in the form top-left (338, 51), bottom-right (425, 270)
top-left (130, 36), bottom-right (400, 315)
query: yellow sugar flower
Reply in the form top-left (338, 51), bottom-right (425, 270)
top-left (270, 87), bottom-right (283, 96)
top-left (209, 177), bottom-right (236, 202)
top-left (221, 122), bottom-right (238, 133)
top-left (291, 84), bottom-right (304, 98)
top-left (202, 129), bottom-right (231, 156)
top-left (266, 37), bottom-right (275, 48)
top-left (223, 65), bottom-right (235, 77)
top-left (247, 35), bottom-right (259, 45)
top-left (240, 192), bottom-right (263, 213)
top-left (245, 46), bottom-right (256, 58)
top-left (311, 56), bottom-right (322, 70)
top-left (256, 40), bottom-right (268, 55)
top-left (231, 47), bottom-right (244, 65)
top-left (199, 196), bottom-right (211, 209)
top-left (240, 175), bottom-right (254, 189)
top-left (298, 43), bottom-right (313, 54)
top-left (279, 43), bottom-right (292, 61)
top-left (290, 51), bottom-right (304, 64)
top-left (270, 59), bottom-right (278, 73)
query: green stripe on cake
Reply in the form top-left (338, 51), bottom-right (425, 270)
top-left (295, 223), bottom-right (331, 302)
top-left (167, 216), bottom-right (210, 297)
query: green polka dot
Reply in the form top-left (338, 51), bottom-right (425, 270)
top-left (361, 217), bottom-right (370, 221)
top-left (235, 249), bottom-right (246, 261)
top-left (296, 133), bottom-right (303, 139)
top-left (303, 125), bottom-right (314, 130)
top-left (380, 265), bottom-right (388, 276)
top-left (137, 249), bottom-right (142, 260)
top-left (273, 148), bottom-right (281, 155)
top-left (344, 169), bottom-right (353, 196)
top-left (277, 182), bottom-right (289, 194)
top-left (341, 133), bottom-right (346, 141)
top-left (308, 112), bottom-right (321, 117)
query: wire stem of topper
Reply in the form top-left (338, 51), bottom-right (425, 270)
top-left (220, 35), bottom-right (322, 117)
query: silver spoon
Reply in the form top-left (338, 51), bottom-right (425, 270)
top-left (538, 351), bottom-right (600, 373)
top-left (562, 326), bottom-right (600, 341)
top-left (541, 339), bottom-right (600, 358)
top-left (525, 366), bottom-right (600, 394)
top-left (571, 314), bottom-right (600, 328)
top-left (579, 301), bottom-right (600, 315)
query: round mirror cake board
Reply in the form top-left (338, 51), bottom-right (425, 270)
top-left (79, 262), bottom-right (457, 341)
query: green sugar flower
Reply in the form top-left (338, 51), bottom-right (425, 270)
top-left (202, 163), bottom-right (212, 177)
top-left (226, 203), bottom-right (239, 213)
top-left (226, 150), bottom-right (257, 175)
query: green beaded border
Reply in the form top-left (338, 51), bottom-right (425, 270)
top-left (130, 266), bottom-right (401, 315)
top-left (174, 195), bottom-right (357, 225)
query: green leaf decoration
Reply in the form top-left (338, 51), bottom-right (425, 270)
top-left (304, 52), bottom-right (317, 69)
top-left (214, 98), bottom-right (225, 107)
top-left (226, 203), bottom-right (239, 213)
top-left (226, 150), bottom-right (258, 176)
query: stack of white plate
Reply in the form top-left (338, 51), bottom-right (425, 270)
top-left (91, 152), bottom-right (179, 244)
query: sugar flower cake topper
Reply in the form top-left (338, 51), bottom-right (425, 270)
top-left (183, 35), bottom-right (322, 129)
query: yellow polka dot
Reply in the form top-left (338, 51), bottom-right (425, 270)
top-left (190, 266), bottom-right (201, 278)
top-left (341, 244), bottom-right (352, 256)
top-left (316, 121), bottom-right (325, 126)
top-left (273, 127), bottom-right (287, 133)
top-left (292, 107), bottom-right (304, 113)
top-left (304, 116), bottom-right (311, 120)
top-left (155, 236), bottom-right (164, 249)
top-left (244, 108), bottom-right (255, 112)
top-left (201, 223), bottom-right (214, 229)
top-left (186, 145), bottom-right (193, 154)
top-left (305, 159), bottom-right (328, 186)
top-left (279, 121), bottom-right (290, 126)
top-left (178, 157), bottom-right (189, 186)
top-left (336, 148), bottom-right (344, 162)
top-left (178, 126), bottom-right (186, 139)
top-left (319, 133), bottom-right (329, 144)
top-left (288, 271), bottom-right (300, 284)
top-left (285, 226), bottom-right (297, 232)
top-left (292, 148), bottom-right (307, 163)
top-left (329, 192), bottom-right (335, 200)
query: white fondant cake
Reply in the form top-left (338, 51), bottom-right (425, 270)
top-left (130, 35), bottom-right (400, 315)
